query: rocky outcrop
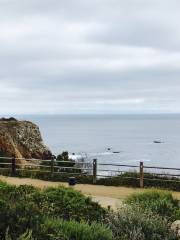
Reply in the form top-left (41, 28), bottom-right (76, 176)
top-left (0, 118), bottom-right (52, 163)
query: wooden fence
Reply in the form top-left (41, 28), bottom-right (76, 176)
top-left (0, 156), bottom-right (180, 188)
top-left (0, 156), bottom-right (93, 177)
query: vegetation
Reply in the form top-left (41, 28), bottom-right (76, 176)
top-left (1, 152), bottom-right (180, 239)
top-left (125, 190), bottom-right (180, 221)
top-left (56, 151), bottom-right (75, 168)
top-left (38, 218), bottom-right (112, 240)
top-left (107, 206), bottom-right (176, 240)
top-left (0, 150), bottom-right (10, 169)
top-left (0, 181), bottom-right (109, 239)
top-left (105, 190), bottom-right (180, 240)
top-left (96, 172), bottom-right (180, 191)
top-left (40, 151), bottom-right (81, 175)
top-left (1, 151), bottom-right (180, 191)
top-left (3, 170), bottom-right (180, 192)
top-left (0, 181), bottom-right (179, 240)
top-left (5, 229), bottom-right (33, 240)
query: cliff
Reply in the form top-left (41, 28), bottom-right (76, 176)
top-left (0, 118), bottom-right (52, 163)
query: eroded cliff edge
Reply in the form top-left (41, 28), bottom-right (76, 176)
top-left (0, 118), bottom-right (52, 163)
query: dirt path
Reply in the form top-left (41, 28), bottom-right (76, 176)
top-left (1, 175), bottom-right (180, 209)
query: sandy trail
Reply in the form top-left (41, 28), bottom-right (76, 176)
top-left (1, 175), bottom-right (180, 210)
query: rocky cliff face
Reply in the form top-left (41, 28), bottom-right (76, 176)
top-left (0, 118), bottom-right (52, 163)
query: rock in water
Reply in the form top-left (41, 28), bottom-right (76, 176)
top-left (0, 118), bottom-right (52, 163)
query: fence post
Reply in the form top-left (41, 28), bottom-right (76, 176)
top-left (11, 156), bottom-right (16, 176)
top-left (93, 159), bottom-right (97, 184)
top-left (51, 155), bottom-right (55, 178)
top-left (139, 161), bottom-right (144, 188)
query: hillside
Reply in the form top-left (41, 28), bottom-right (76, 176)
top-left (0, 118), bottom-right (52, 163)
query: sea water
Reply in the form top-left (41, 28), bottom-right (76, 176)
top-left (18, 114), bottom-right (180, 174)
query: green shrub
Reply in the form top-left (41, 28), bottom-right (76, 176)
top-left (96, 172), bottom-right (140, 187)
top-left (0, 181), bottom-right (107, 239)
top-left (0, 182), bottom-right (106, 223)
top-left (4, 218), bottom-right (112, 240)
top-left (0, 180), bottom-right (179, 240)
top-left (39, 186), bottom-right (106, 222)
top-left (56, 151), bottom-right (75, 167)
top-left (0, 150), bottom-right (11, 168)
top-left (5, 229), bottom-right (34, 240)
top-left (2, 163), bottom-right (180, 192)
top-left (125, 190), bottom-right (180, 220)
top-left (38, 218), bottom-right (112, 240)
top-left (0, 187), bottom-right (43, 239)
top-left (106, 206), bottom-right (176, 240)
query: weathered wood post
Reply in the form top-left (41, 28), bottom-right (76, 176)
top-left (51, 155), bottom-right (55, 178)
top-left (139, 161), bottom-right (144, 188)
top-left (11, 155), bottom-right (16, 176)
top-left (93, 159), bottom-right (97, 184)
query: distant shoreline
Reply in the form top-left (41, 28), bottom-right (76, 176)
top-left (6, 113), bottom-right (180, 119)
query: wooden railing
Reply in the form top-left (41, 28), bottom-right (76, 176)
top-left (0, 156), bottom-right (93, 177)
top-left (97, 161), bottom-right (180, 187)
top-left (0, 156), bottom-right (180, 188)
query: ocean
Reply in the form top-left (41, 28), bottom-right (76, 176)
top-left (18, 114), bottom-right (180, 174)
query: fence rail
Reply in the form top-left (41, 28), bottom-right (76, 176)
top-left (0, 156), bottom-right (180, 188)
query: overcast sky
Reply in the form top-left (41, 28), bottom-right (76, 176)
top-left (0, 0), bottom-right (180, 115)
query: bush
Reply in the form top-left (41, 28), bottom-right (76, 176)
top-left (96, 172), bottom-right (140, 187)
top-left (125, 190), bottom-right (180, 221)
top-left (0, 182), bottom-right (106, 223)
top-left (5, 229), bottom-right (34, 240)
top-left (56, 151), bottom-right (75, 167)
top-left (0, 181), bottom-right (107, 239)
top-left (7, 169), bottom-right (93, 184)
top-left (0, 184), bottom-right (43, 239)
top-left (2, 160), bottom-right (180, 192)
top-left (106, 206), bottom-right (176, 240)
top-left (95, 172), bottom-right (180, 191)
top-left (1, 180), bottom-right (180, 240)
top-left (39, 186), bottom-right (106, 222)
top-left (0, 150), bottom-right (10, 168)
top-left (38, 218), bottom-right (112, 240)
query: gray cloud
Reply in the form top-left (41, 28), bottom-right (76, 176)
top-left (0, 0), bottom-right (179, 114)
